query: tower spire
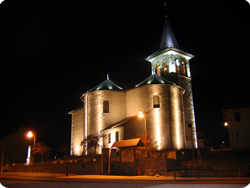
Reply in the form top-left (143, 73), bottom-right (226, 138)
top-left (163, 1), bottom-right (167, 17)
top-left (159, 2), bottom-right (179, 50)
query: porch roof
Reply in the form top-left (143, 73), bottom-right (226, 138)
top-left (111, 138), bottom-right (144, 148)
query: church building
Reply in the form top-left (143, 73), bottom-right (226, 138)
top-left (69, 14), bottom-right (198, 156)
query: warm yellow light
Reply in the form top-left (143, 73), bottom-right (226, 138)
top-left (27, 131), bottom-right (33, 138)
top-left (154, 109), bottom-right (161, 149)
top-left (224, 122), bottom-right (228, 126)
top-left (138, 111), bottom-right (144, 118)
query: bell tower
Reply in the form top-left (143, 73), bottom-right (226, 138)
top-left (146, 13), bottom-right (194, 84)
top-left (146, 6), bottom-right (198, 149)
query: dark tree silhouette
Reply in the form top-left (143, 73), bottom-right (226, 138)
top-left (32, 142), bottom-right (51, 164)
top-left (81, 133), bottom-right (106, 155)
top-left (59, 142), bottom-right (70, 156)
top-left (133, 130), bottom-right (157, 159)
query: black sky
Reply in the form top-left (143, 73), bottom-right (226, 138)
top-left (1, 0), bottom-right (250, 152)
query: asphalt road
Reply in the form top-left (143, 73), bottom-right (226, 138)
top-left (0, 180), bottom-right (249, 188)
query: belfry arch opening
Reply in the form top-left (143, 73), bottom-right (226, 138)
top-left (156, 63), bottom-right (161, 76)
top-left (182, 61), bottom-right (186, 75)
top-left (163, 60), bottom-right (168, 74)
top-left (176, 59), bottom-right (180, 74)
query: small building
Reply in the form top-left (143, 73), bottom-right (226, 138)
top-left (222, 107), bottom-right (250, 150)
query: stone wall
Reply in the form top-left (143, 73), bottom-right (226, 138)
top-left (4, 161), bottom-right (101, 175)
top-left (137, 159), bottom-right (169, 176)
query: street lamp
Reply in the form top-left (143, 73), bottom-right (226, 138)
top-left (27, 131), bottom-right (36, 147)
top-left (138, 111), bottom-right (147, 157)
top-left (27, 131), bottom-right (36, 165)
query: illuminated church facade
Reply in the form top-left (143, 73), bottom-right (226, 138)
top-left (69, 15), bottom-right (198, 156)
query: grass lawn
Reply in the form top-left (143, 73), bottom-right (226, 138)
top-left (198, 149), bottom-right (250, 171)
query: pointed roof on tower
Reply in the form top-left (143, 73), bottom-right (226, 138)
top-left (146, 14), bottom-right (194, 62)
top-left (86, 74), bottom-right (123, 93)
top-left (159, 15), bottom-right (179, 50)
top-left (146, 3), bottom-right (194, 62)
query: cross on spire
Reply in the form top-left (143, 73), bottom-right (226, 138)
top-left (163, 1), bottom-right (167, 16)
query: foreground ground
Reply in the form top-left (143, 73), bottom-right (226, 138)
top-left (0, 172), bottom-right (250, 184)
top-left (0, 179), bottom-right (249, 188)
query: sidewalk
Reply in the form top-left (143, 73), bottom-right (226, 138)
top-left (0, 172), bottom-right (250, 184)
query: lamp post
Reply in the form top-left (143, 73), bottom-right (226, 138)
top-left (27, 131), bottom-right (36, 147)
top-left (27, 131), bottom-right (36, 165)
top-left (138, 111), bottom-right (147, 158)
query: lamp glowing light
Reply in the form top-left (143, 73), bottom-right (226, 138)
top-left (27, 131), bottom-right (33, 138)
top-left (138, 111), bottom-right (144, 118)
top-left (224, 122), bottom-right (228, 126)
top-left (27, 131), bottom-right (36, 147)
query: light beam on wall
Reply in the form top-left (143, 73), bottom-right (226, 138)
top-left (154, 109), bottom-right (161, 149)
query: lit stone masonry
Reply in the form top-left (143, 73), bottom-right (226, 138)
top-left (68, 107), bottom-right (84, 156)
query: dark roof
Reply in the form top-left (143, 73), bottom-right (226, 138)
top-left (111, 138), bottom-right (144, 148)
top-left (68, 106), bottom-right (83, 114)
top-left (101, 116), bottom-right (138, 131)
top-left (135, 73), bottom-right (176, 87)
top-left (86, 74), bottom-right (123, 93)
top-left (159, 15), bottom-right (179, 50)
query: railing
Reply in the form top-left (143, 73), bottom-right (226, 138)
top-left (174, 161), bottom-right (199, 180)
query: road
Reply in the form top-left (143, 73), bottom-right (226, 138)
top-left (0, 173), bottom-right (249, 188)
top-left (0, 180), bottom-right (248, 188)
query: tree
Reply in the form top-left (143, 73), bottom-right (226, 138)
top-left (80, 133), bottom-right (106, 155)
top-left (59, 142), bottom-right (70, 156)
top-left (32, 142), bottom-right (51, 164)
top-left (134, 131), bottom-right (157, 159)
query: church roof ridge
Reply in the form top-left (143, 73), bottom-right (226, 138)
top-left (135, 73), bottom-right (176, 87)
top-left (86, 74), bottom-right (123, 93)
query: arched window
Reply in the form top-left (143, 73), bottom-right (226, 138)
top-left (169, 61), bottom-right (176, 73)
top-left (163, 60), bottom-right (168, 74)
top-left (176, 59), bottom-right (180, 74)
top-left (156, 63), bottom-right (161, 76)
top-left (181, 61), bottom-right (186, 76)
top-left (153, 95), bottom-right (160, 108)
top-left (103, 101), bottom-right (109, 113)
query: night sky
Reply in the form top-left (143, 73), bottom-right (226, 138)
top-left (1, 0), bottom-right (250, 154)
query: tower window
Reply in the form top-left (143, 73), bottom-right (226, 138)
top-left (103, 101), bottom-right (109, 113)
top-left (176, 59), bottom-right (180, 74)
top-left (156, 63), bottom-right (161, 76)
top-left (163, 60), bottom-right (168, 74)
top-left (115, 131), bottom-right (119, 141)
top-left (153, 95), bottom-right (160, 108)
top-left (182, 62), bottom-right (186, 76)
